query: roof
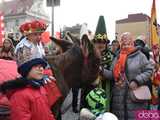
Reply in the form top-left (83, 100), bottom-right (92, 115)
top-left (63, 24), bottom-right (81, 34)
top-left (0, 0), bottom-right (33, 16)
top-left (116, 13), bottom-right (150, 24)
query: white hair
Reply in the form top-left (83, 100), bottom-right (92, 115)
top-left (120, 32), bottom-right (132, 40)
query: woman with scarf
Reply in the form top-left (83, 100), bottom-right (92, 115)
top-left (101, 32), bottom-right (154, 120)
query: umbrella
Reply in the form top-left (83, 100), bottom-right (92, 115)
top-left (0, 59), bottom-right (19, 84)
top-left (0, 59), bottom-right (19, 115)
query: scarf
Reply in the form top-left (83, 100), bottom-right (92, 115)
top-left (113, 47), bottom-right (136, 82)
top-left (18, 77), bottom-right (44, 88)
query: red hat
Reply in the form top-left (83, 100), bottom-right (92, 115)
top-left (19, 20), bottom-right (47, 36)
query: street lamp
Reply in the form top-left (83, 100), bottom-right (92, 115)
top-left (46, 0), bottom-right (60, 36)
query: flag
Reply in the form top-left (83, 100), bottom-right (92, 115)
top-left (150, 0), bottom-right (160, 109)
top-left (150, 0), bottom-right (159, 47)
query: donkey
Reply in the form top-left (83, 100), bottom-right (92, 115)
top-left (47, 34), bottom-right (100, 96)
top-left (46, 34), bottom-right (100, 119)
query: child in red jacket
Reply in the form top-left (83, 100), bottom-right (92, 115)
top-left (0, 58), bottom-right (62, 120)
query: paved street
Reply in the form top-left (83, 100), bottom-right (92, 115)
top-left (62, 90), bottom-right (79, 120)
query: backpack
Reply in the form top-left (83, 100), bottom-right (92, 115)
top-left (85, 88), bottom-right (108, 116)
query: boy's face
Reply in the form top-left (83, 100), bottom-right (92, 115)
top-left (94, 42), bottom-right (106, 53)
top-left (27, 65), bottom-right (44, 80)
top-left (112, 42), bottom-right (119, 52)
top-left (27, 32), bottom-right (42, 43)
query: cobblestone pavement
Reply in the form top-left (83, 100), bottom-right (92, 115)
top-left (62, 90), bottom-right (79, 120)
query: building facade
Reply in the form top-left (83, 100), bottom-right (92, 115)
top-left (63, 24), bottom-right (82, 38)
top-left (116, 13), bottom-right (151, 46)
top-left (0, 0), bottom-right (50, 40)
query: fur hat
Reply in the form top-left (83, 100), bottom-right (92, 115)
top-left (18, 58), bottom-right (47, 77)
top-left (19, 20), bottom-right (47, 36)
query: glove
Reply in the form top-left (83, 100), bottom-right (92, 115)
top-left (129, 80), bottom-right (138, 90)
top-left (43, 75), bottom-right (56, 84)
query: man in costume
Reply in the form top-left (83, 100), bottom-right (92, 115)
top-left (15, 20), bottom-right (47, 64)
top-left (93, 16), bottom-right (114, 111)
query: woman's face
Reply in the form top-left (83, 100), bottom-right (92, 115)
top-left (120, 33), bottom-right (133, 48)
top-left (3, 39), bottom-right (12, 48)
top-left (27, 65), bottom-right (44, 80)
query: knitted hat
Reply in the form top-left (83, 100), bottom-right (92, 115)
top-left (19, 20), bottom-right (47, 36)
top-left (93, 16), bottom-right (109, 44)
top-left (134, 39), bottom-right (145, 47)
top-left (85, 88), bottom-right (108, 116)
top-left (18, 58), bottom-right (47, 77)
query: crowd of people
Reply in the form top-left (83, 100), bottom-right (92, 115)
top-left (0, 20), bottom-right (62, 120)
top-left (0, 18), bottom-right (159, 120)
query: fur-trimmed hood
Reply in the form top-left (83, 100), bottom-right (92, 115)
top-left (0, 78), bottom-right (27, 93)
top-left (0, 77), bottom-right (44, 95)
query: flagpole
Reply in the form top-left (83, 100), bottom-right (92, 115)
top-left (52, 0), bottom-right (54, 36)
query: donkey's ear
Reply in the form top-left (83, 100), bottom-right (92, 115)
top-left (50, 36), bottom-right (73, 52)
top-left (65, 32), bottom-right (80, 44)
top-left (81, 34), bottom-right (90, 42)
top-left (81, 34), bottom-right (94, 55)
top-left (81, 34), bottom-right (91, 46)
top-left (49, 36), bottom-right (59, 42)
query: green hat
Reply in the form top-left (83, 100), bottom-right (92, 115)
top-left (93, 16), bottom-right (109, 43)
top-left (85, 88), bottom-right (108, 116)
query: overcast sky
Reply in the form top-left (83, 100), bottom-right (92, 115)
top-left (1, 0), bottom-right (160, 40)
top-left (50, 0), bottom-right (160, 40)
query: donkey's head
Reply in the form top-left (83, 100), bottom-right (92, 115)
top-left (46, 34), bottom-right (100, 97)
top-left (80, 34), bottom-right (100, 86)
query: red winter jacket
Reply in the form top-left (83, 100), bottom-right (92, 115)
top-left (8, 86), bottom-right (57, 120)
